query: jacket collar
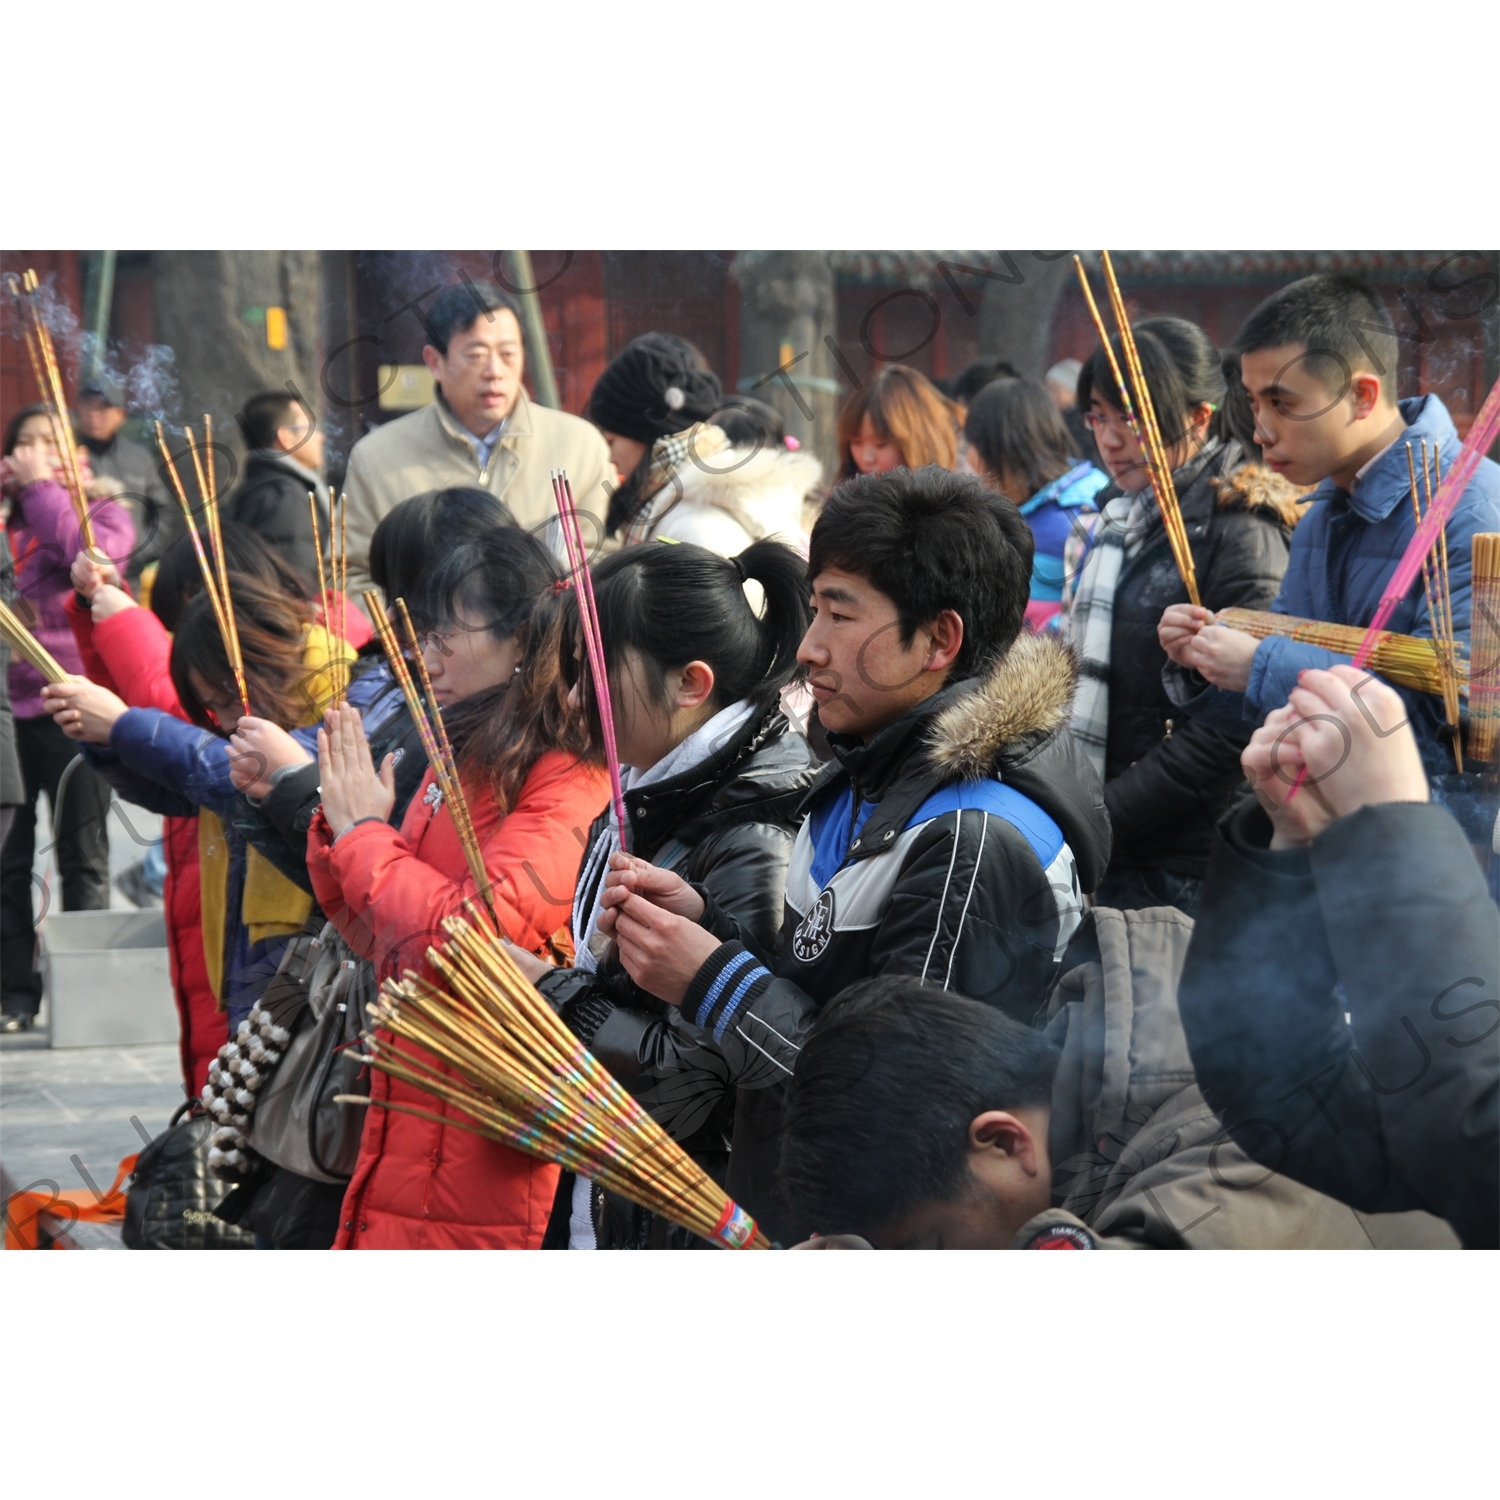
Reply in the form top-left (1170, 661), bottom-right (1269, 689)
top-left (625, 707), bottom-right (800, 855)
top-left (432, 387), bottom-right (533, 455)
top-left (812, 632), bottom-right (1080, 851)
top-left (1313, 394), bottom-right (1455, 523)
top-left (248, 447), bottom-right (322, 486)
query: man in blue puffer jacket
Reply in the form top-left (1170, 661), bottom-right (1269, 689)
top-left (1159, 273), bottom-right (1500, 802)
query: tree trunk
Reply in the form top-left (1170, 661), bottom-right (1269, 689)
top-left (150, 251), bottom-right (322, 493)
top-left (732, 251), bottom-right (840, 476)
top-left (977, 253), bottom-right (1076, 378)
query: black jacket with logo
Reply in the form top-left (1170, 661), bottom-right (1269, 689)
top-left (538, 708), bottom-right (819, 1249)
top-left (678, 633), bottom-right (1112, 1244)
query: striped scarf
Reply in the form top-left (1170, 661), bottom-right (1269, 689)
top-left (1067, 493), bottom-right (1147, 778)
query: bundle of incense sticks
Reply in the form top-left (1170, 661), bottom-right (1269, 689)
top-left (6, 270), bottom-right (96, 551)
top-left (1072, 254), bottom-right (1201, 606)
top-left (1353, 369), bottom-right (1500, 666)
top-left (1213, 608), bottom-right (1464, 700)
top-left (307, 490), bottom-right (351, 704)
top-left (342, 915), bottom-right (768, 1249)
top-left (361, 589), bottom-right (495, 924)
top-left (1467, 533), bottom-right (1500, 767)
top-left (551, 469), bottom-right (627, 846)
top-left (153, 419), bottom-right (251, 715)
top-left (0, 597), bottom-right (70, 684)
top-left (1406, 441), bottom-right (1463, 768)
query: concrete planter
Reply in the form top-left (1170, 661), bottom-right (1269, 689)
top-left (42, 910), bottom-right (178, 1049)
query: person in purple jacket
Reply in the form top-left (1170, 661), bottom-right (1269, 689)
top-left (1, 404), bottom-right (135, 1030)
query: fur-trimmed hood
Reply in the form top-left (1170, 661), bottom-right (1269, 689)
top-left (1213, 461), bottom-right (1311, 529)
top-left (926, 630), bottom-right (1078, 780)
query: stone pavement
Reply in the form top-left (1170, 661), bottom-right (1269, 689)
top-left (3, 796), bottom-right (182, 1247)
top-left (0, 1033), bottom-right (188, 1247)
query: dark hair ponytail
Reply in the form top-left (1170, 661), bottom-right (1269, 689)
top-left (570, 538), bottom-right (810, 722)
top-left (1076, 315), bottom-right (1226, 448)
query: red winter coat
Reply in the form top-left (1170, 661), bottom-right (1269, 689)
top-left (307, 751), bottom-right (609, 1249)
top-left (66, 598), bottom-right (223, 1095)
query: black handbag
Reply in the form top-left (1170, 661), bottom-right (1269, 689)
top-left (122, 1101), bottom-right (258, 1250)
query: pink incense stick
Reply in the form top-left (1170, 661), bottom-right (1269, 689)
top-left (1286, 371), bottom-right (1500, 804)
top-left (551, 470), bottom-right (628, 848)
top-left (1352, 372), bottom-right (1500, 668)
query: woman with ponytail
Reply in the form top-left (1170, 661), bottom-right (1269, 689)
top-left (523, 537), bottom-right (819, 1250)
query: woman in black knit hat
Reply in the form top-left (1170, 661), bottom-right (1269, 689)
top-left (584, 333), bottom-right (723, 538)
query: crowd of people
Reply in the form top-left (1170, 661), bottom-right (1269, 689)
top-left (2, 271), bottom-right (1496, 1250)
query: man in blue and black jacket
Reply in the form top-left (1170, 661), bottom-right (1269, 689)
top-left (595, 467), bottom-right (1112, 1243)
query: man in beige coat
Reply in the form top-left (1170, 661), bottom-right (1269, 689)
top-left (341, 281), bottom-right (613, 601)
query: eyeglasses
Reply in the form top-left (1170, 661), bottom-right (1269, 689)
top-left (1081, 409), bottom-right (1136, 436)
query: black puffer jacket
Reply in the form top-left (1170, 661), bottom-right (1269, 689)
top-left (539, 707), bottom-right (819, 1250)
top-left (679, 633), bottom-right (1112, 1245)
top-left (1178, 797), bottom-right (1499, 1249)
top-left (225, 450), bottom-right (326, 584)
top-left (1102, 439), bottom-right (1298, 876)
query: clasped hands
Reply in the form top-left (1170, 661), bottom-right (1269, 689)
top-left (1158, 604), bottom-right (1258, 692)
top-left (69, 549), bottom-right (134, 622)
top-left (594, 853), bottom-right (721, 1007)
top-left (1241, 664), bottom-right (1428, 849)
top-left (315, 703), bottom-right (394, 837)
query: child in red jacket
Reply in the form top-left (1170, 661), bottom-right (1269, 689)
top-left (306, 526), bottom-right (609, 1249)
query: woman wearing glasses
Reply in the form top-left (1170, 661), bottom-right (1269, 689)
top-left (1066, 316), bottom-right (1301, 916)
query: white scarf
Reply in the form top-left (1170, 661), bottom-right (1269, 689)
top-left (571, 699), bottom-right (758, 974)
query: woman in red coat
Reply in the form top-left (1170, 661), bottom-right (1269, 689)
top-left (307, 527), bottom-right (608, 1248)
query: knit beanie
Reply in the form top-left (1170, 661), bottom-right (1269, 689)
top-left (585, 333), bottom-right (723, 443)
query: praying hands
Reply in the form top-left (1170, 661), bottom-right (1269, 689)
top-left (317, 703), bottom-right (395, 837)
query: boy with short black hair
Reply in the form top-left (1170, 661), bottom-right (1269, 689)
top-left (1159, 273), bottom-right (1500, 785)
top-left (596, 466), bottom-right (1112, 1242)
top-left (777, 955), bottom-right (1462, 1249)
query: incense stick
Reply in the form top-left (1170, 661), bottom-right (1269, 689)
top-left (154, 421), bottom-right (251, 715)
top-left (189, 420), bottom-right (248, 713)
top-left (344, 915), bottom-right (768, 1249)
top-left (1214, 608), bottom-right (1462, 698)
top-left (1421, 441), bottom-right (1463, 768)
top-left (551, 469), bottom-right (627, 847)
top-left (1099, 250), bottom-right (1201, 607)
top-left (0, 597), bottom-right (71, 684)
top-left (1354, 369), bottom-right (1500, 663)
top-left (1072, 255), bottom-right (1146, 453)
top-left (1468, 533), bottom-right (1500, 768)
top-left (337, 492), bottom-right (350, 702)
top-left (361, 589), bottom-right (495, 924)
top-left (8, 271), bottom-right (97, 552)
top-left (307, 490), bottom-right (333, 702)
top-left (393, 595), bottom-right (492, 922)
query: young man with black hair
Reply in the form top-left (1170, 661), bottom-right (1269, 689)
top-left (595, 466), bottom-right (1112, 1242)
top-left (1159, 273), bottom-right (1500, 790)
top-left (341, 281), bottom-right (612, 598)
top-left (776, 963), bottom-right (1459, 1250)
top-left (224, 389), bottom-right (329, 581)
